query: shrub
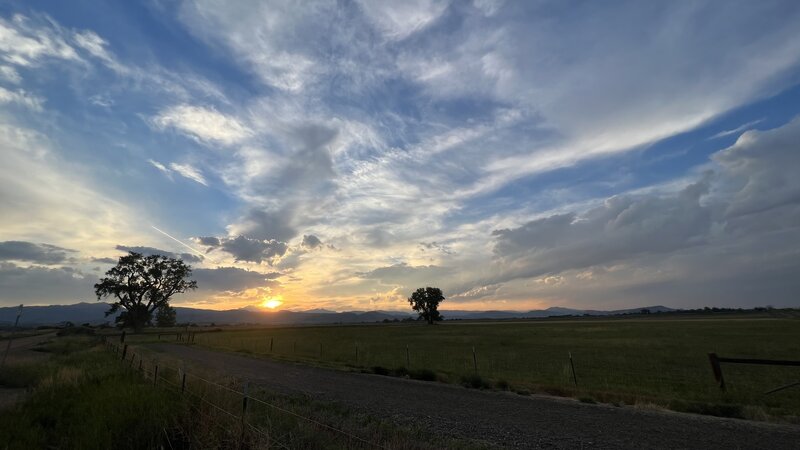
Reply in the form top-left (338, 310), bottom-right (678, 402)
top-left (371, 366), bottom-right (390, 376)
top-left (460, 374), bottom-right (491, 389)
top-left (409, 369), bottom-right (437, 381)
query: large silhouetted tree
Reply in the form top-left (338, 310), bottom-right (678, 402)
top-left (408, 287), bottom-right (444, 324)
top-left (95, 252), bottom-right (196, 330)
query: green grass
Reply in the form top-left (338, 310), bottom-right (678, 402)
top-left (134, 315), bottom-right (800, 421)
top-left (0, 337), bottom-right (182, 450)
top-left (0, 336), bottom-right (489, 449)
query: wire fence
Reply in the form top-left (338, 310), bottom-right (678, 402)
top-left (105, 340), bottom-right (387, 449)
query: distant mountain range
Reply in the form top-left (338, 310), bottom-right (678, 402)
top-left (0, 302), bottom-right (676, 327)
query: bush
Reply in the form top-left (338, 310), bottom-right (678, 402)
top-left (371, 366), bottom-right (390, 376)
top-left (495, 379), bottom-right (511, 391)
top-left (409, 369), bottom-right (437, 381)
top-left (460, 374), bottom-right (491, 389)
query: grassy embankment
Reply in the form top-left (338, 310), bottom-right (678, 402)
top-left (0, 333), bottom-right (487, 449)
top-left (131, 313), bottom-right (800, 422)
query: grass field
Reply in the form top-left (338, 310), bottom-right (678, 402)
top-left (134, 314), bottom-right (800, 421)
top-left (0, 334), bottom-right (485, 449)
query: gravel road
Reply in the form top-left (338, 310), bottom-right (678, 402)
top-left (152, 343), bottom-right (800, 449)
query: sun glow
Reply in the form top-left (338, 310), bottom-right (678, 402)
top-left (260, 296), bottom-right (284, 309)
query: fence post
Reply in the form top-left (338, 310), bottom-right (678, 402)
top-left (472, 347), bottom-right (478, 374)
top-left (708, 353), bottom-right (726, 391)
top-left (355, 342), bottom-right (359, 364)
top-left (319, 343), bottom-right (323, 359)
top-left (293, 341), bottom-right (297, 354)
top-left (569, 352), bottom-right (578, 387)
top-left (153, 363), bottom-right (159, 386)
top-left (129, 353), bottom-right (135, 368)
top-left (121, 344), bottom-right (128, 361)
top-left (138, 358), bottom-right (142, 372)
top-left (270, 337), bottom-right (274, 353)
top-left (120, 330), bottom-right (126, 343)
top-left (406, 345), bottom-right (410, 369)
top-left (240, 381), bottom-right (249, 447)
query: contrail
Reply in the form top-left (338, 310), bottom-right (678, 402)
top-left (151, 225), bottom-right (206, 258)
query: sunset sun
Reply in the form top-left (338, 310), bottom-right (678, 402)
top-left (260, 297), bottom-right (283, 310)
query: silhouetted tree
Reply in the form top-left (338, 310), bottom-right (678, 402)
top-left (408, 287), bottom-right (444, 324)
top-left (95, 252), bottom-right (196, 330)
top-left (155, 304), bottom-right (177, 327)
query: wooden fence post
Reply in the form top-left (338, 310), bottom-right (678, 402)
top-left (406, 345), bottom-right (411, 369)
top-left (472, 347), bottom-right (478, 374)
top-left (569, 352), bottom-right (578, 387)
top-left (120, 331), bottom-right (126, 343)
top-left (153, 363), bottom-right (159, 386)
top-left (708, 353), bottom-right (725, 391)
top-left (355, 342), bottom-right (359, 363)
top-left (121, 344), bottom-right (128, 361)
top-left (270, 337), bottom-right (274, 353)
top-left (129, 353), bottom-right (135, 368)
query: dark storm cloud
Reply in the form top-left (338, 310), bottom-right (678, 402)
top-left (0, 241), bottom-right (77, 264)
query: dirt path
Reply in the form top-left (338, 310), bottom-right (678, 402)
top-left (152, 343), bottom-right (800, 449)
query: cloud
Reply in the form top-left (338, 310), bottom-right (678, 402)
top-left (709, 119), bottom-right (765, 140)
top-left (151, 104), bottom-right (251, 146)
top-left (470, 118), bottom-right (800, 308)
top-left (360, 263), bottom-right (452, 289)
top-left (356, 0), bottom-right (450, 40)
top-left (302, 234), bottom-right (323, 249)
top-left (193, 266), bottom-right (280, 292)
top-left (115, 245), bottom-right (203, 263)
top-left (194, 236), bottom-right (288, 264)
top-left (0, 65), bottom-right (21, 83)
top-left (0, 241), bottom-right (77, 264)
top-left (225, 207), bottom-right (297, 242)
top-left (0, 262), bottom-right (91, 305)
top-left (169, 162), bottom-right (208, 186)
top-left (0, 14), bottom-right (81, 67)
top-left (90, 257), bottom-right (117, 264)
top-left (0, 86), bottom-right (43, 111)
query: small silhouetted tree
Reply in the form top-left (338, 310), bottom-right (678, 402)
top-left (95, 252), bottom-right (196, 330)
top-left (155, 304), bottom-right (177, 327)
top-left (408, 287), bottom-right (444, 324)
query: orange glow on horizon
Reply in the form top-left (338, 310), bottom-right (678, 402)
top-left (260, 296), bottom-right (284, 309)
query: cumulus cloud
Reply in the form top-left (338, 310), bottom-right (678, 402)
top-left (152, 104), bottom-right (251, 146)
top-left (0, 241), bottom-right (77, 264)
top-left (115, 245), bottom-right (203, 263)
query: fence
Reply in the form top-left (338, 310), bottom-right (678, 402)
top-left (104, 339), bottom-right (386, 449)
top-left (707, 353), bottom-right (800, 394)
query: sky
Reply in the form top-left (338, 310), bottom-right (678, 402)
top-left (1, 0), bottom-right (799, 312)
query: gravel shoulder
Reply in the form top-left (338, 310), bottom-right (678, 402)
top-left (151, 343), bottom-right (800, 449)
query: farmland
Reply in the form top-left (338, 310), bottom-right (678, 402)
top-left (132, 313), bottom-right (800, 421)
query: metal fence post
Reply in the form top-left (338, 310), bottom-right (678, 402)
top-left (569, 352), bottom-right (578, 387)
top-left (708, 353), bottom-right (725, 391)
